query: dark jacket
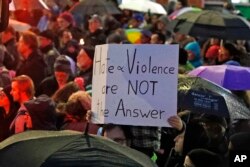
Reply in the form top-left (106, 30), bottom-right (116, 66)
top-left (3, 38), bottom-right (20, 70)
top-left (37, 75), bottom-right (74, 97)
top-left (24, 94), bottom-right (57, 130)
top-left (77, 67), bottom-right (93, 87)
top-left (84, 29), bottom-right (107, 47)
top-left (40, 44), bottom-right (60, 77)
top-left (0, 104), bottom-right (18, 142)
top-left (16, 50), bottom-right (47, 90)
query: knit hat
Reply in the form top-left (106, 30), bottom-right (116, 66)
top-left (54, 55), bottom-right (72, 73)
top-left (59, 12), bottom-right (74, 25)
top-left (39, 30), bottom-right (55, 41)
top-left (184, 41), bottom-right (201, 59)
top-left (187, 149), bottom-right (223, 167)
top-left (205, 45), bottom-right (220, 59)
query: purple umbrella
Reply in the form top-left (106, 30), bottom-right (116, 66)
top-left (188, 65), bottom-right (250, 90)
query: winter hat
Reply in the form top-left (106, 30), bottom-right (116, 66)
top-left (54, 55), bottom-right (72, 73)
top-left (187, 149), bottom-right (223, 167)
top-left (39, 30), bottom-right (55, 41)
top-left (205, 45), bottom-right (220, 59)
top-left (184, 41), bottom-right (201, 59)
top-left (59, 12), bottom-right (74, 25)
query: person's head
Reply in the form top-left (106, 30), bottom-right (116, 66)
top-left (184, 149), bottom-right (223, 167)
top-left (88, 14), bottom-right (102, 33)
top-left (102, 124), bottom-right (132, 147)
top-left (218, 42), bottom-right (240, 63)
top-left (150, 32), bottom-right (166, 44)
top-left (52, 81), bottom-right (80, 104)
top-left (129, 13), bottom-right (144, 28)
top-left (175, 0), bottom-right (188, 11)
top-left (54, 55), bottom-right (72, 87)
top-left (1, 25), bottom-right (16, 44)
top-left (57, 12), bottom-right (74, 30)
top-left (11, 75), bottom-right (35, 104)
top-left (0, 86), bottom-right (12, 109)
top-left (205, 45), bottom-right (220, 64)
top-left (198, 114), bottom-right (227, 141)
top-left (77, 47), bottom-right (94, 71)
top-left (18, 31), bottom-right (39, 58)
top-left (140, 29), bottom-right (152, 44)
top-left (184, 41), bottom-right (201, 61)
top-left (38, 30), bottom-right (55, 48)
top-left (174, 123), bottom-right (208, 156)
top-left (106, 33), bottom-right (122, 44)
top-left (229, 132), bottom-right (250, 151)
top-left (64, 90), bottom-right (91, 121)
top-left (60, 29), bottom-right (73, 44)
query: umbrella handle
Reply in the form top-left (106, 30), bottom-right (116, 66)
top-left (84, 122), bottom-right (90, 135)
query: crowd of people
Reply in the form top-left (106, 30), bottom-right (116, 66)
top-left (1, 0), bottom-right (250, 166)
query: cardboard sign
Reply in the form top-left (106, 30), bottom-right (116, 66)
top-left (91, 44), bottom-right (179, 127)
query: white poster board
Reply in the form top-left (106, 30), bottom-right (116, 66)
top-left (91, 44), bottom-right (179, 127)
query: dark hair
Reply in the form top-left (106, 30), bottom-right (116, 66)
top-left (102, 124), bottom-right (132, 140)
top-left (20, 31), bottom-right (39, 50)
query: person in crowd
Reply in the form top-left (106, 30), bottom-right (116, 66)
top-left (205, 45), bottom-right (220, 65)
top-left (174, 0), bottom-right (189, 11)
top-left (216, 42), bottom-right (241, 66)
top-left (37, 8), bottom-right (53, 32)
top-left (59, 90), bottom-right (99, 134)
top-left (0, 86), bottom-right (19, 141)
top-left (37, 55), bottom-right (74, 97)
top-left (198, 114), bottom-right (228, 157)
top-left (76, 47), bottom-right (94, 87)
top-left (102, 124), bottom-right (132, 147)
top-left (229, 132), bottom-right (250, 151)
top-left (106, 33), bottom-right (123, 44)
top-left (0, 47), bottom-right (13, 88)
top-left (57, 11), bottom-right (83, 41)
top-left (38, 29), bottom-right (60, 77)
top-left (150, 32), bottom-right (166, 44)
top-left (1, 25), bottom-right (20, 70)
top-left (10, 75), bottom-right (34, 134)
top-left (16, 31), bottom-right (47, 90)
top-left (59, 29), bottom-right (80, 63)
top-left (183, 148), bottom-right (223, 167)
top-left (127, 13), bottom-right (145, 29)
top-left (178, 47), bottom-right (194, 74)
top-left (165, 118), bottom-right (209, 167)
top-left (184, 41), bottom-right (203, 68)
top-left (139, 29), bottom-right (152, 44)
top-left (84, 14), bottom-right (106, 48)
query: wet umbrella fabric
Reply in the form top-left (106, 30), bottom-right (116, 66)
top-left (0, 131), bottom-right (156, 167)
top-left (70, 0), bottom-right (121, 17)
top-left (178, 75), bottom-right (250, 120)
top-left (188, 65), bottom-right (250, 90)
top-left (170, 10), bottom-right (250, 39)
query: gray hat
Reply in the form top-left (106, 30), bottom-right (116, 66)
top-left (54, 56), bottom-right (71, 73)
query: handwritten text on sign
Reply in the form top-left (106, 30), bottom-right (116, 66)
top-left (91, 44), bottom-right (179, 127)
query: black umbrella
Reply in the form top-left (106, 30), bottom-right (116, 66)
top-left (170, 10), bottom-right (250, 40)
top-left (0, 130), bottom-right (156, 167)
top-left (70, 0), bottom-right (121, 18)
top-left (178, 75), bottom-right (250, 120)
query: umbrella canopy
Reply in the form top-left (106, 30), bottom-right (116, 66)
top-left (168, 7), bottom-right (202, 20)
top-left (0, 130), bottom-right (157, 167)
top-left (119, 0), bottom-right (167, 15)
top-left (170, 10), bottom-right (250, 40)
top-left (188, 65), bottom-right (250, 90)
top-left (70, 0), bottom-right (121, 18)
top-left (178, 75), bottom-right (250, 120)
